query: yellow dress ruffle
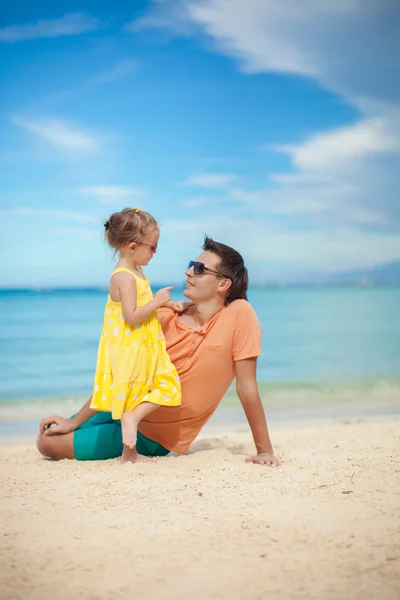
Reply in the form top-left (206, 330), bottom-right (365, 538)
top-left (90, 268), bottom-right (181, 419)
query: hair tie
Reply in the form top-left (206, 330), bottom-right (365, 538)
top-left (104, 221), bottom-right (110, 230)
top-left (134, 207), bottom-right (140, 213)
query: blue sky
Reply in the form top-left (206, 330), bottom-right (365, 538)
top-left (1, 0), bottom-right (399, 287)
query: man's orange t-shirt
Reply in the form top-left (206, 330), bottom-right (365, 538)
top-left (138, 300), bottom-right (262, 453)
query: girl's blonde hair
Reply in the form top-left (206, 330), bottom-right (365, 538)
top-left (104, 207), bottom-right (158, 251)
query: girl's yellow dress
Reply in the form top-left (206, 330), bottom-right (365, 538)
top-left (90, 267), bottom-right (181, 419)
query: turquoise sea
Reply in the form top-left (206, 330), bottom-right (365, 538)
top-left (0, 287), bottom-right (399, 429)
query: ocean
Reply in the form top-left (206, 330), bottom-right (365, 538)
top-left (0, 287), bottom-right (399, 429)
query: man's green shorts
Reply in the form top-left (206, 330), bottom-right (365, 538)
top-left (73, 412), bottom-right (170, 461)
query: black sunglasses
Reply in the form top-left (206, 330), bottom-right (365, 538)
top-left (188, 260), bottom-right (231, 279)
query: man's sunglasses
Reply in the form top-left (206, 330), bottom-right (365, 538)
top-left (188, 260), bottom-right (231, 279)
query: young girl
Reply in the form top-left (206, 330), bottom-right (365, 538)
top-left (90, 207), bottom-right (182, 463)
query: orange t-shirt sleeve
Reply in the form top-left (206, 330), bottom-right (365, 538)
top-left (156, 307), bottom-right (176, 330)
top-left (232, 300), bottom-right (262, 361)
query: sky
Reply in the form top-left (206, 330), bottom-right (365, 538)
top-left (1, 0), bottom-right (400, 287)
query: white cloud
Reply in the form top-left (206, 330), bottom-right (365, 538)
top-left (160, 214), bottom-right (400, 277)
top-left (135, 1), bottom-right (400, 231)
top-left (263, 112), bottom-right (400, 225)
top-left (181, 195), bottom-right (218, 208)
top-left (188, 0), bottom-right (319, 76)
top-left (231, 185), bottom-right (388, 225)
top-left (229, 125), bottom-right (399, 225)
top-left (246, 227), bottom-right (400, 273)
top-left (49, 226), bottom-right (99, 240)
top-left (10, 208), bottom-right (98, 223)
top-left (181, 193), bottom-right (243, 208)
top-left (135, 0), bottom-right (400, 105)
top-left (12, 116), bottom-right (100, 154)
top-left (93, 59), bottom-right (138, 84)
top-left (184, 172), bottom-right (238, 188)
top-left (76, 186), bottom-right (147, 205)
top-left (0, 13), bottom-right (100, 43)
top-left (275, 116), bottom-right (400, 171)
top-left (238, 112), bottom-right (398, 226)
top-left (126, 3), bottom-right (193, 35)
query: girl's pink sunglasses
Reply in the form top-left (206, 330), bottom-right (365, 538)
top-left (136, 242), bottom-right (158, 252)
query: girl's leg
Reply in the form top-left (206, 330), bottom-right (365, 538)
top-left (121, 402), bottom-right (159, 463)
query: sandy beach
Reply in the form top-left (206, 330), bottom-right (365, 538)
top-left (0, 419), bottom-right (399, 600)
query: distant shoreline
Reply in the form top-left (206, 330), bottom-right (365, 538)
top-left (1, 283), bottom-right (400, 293)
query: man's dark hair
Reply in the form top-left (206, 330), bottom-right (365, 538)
top-left (202, 235), bottom-right (248, 305)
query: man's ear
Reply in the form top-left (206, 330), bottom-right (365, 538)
top-left (218, 278), bottom-right (232, 294)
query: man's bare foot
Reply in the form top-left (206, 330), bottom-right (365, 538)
top-left (121, 447), bottom-right (154, 464)
top-left (121, 412), bottom-right (138, 449)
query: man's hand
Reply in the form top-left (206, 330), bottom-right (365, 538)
top-left (39, 415), bottom-right (75, 436)
top-left (170, 301), bottom-right (191, 313)
top-left (245, 452), bottom-right (280, 467)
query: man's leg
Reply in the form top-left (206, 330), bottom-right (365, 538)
top-left (37, 412), bottom-right (122, 461)
top-left (37, 411), bottom-right (170, 461)
top-left (37, 431), bottom-right (76, 460)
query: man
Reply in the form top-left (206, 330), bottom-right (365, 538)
top-left (37, 237), bottom-right (279, 466)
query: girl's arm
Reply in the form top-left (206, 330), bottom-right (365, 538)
top-left (114, 272), bottom-right (173, 325)
top-left (163, 299), bottom-right (192, 313)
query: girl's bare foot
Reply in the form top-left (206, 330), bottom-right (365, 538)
top-left (121, 447), bottom-right (153, 464)
top-left (121, 412), bottom-right (138, 449)
top-left (120, 403), bottom-right (159, 463)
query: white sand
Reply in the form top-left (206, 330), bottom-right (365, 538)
top-left (0, 419), bottom-right (399, 600)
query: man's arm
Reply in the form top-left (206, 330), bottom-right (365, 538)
top-left (235, 357), bottom-right (279, 466)
top-left (39, 397), bottom-right (97, 436)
